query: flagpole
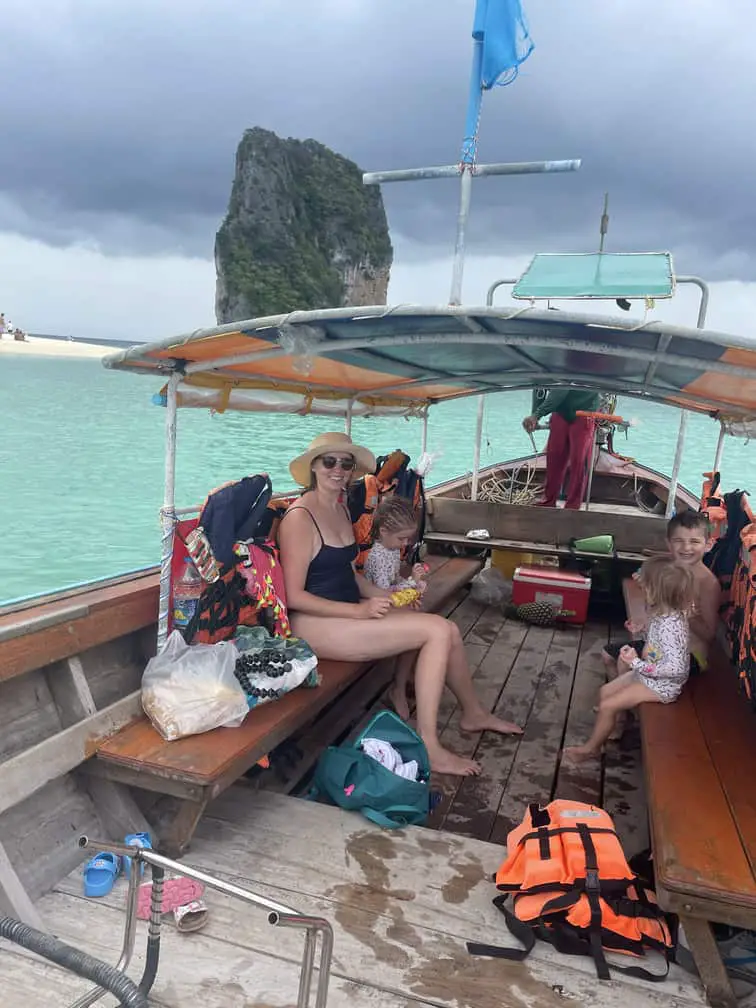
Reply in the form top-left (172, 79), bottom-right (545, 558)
top-left (449, 26), bottom-right (484, 306)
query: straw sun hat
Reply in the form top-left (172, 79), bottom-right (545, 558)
top-left (289, 432), bottom-right (376, 487)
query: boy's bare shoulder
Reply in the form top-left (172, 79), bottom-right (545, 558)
top-left (694, 563), bottom-right (720, 591)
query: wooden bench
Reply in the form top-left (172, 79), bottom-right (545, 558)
top-left (90, 553), bottom-right (484, 857)
top-left (623, 578), bottom-right (756, 1007)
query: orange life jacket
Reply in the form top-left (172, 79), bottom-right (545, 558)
top-left (467, 800), bottom-right (675, 982)
top-left (349, 450), bottom-right (425, 571)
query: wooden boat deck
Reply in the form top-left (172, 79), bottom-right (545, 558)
top-left (5, 790), bottom-right (705, 1008)
top-left (1, 596), bottom-right (708, 1006)
top-left (423, 595), bottom-right (648, 855)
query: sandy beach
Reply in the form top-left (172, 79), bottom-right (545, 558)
top-left (0, 335), bottom-right (118, 359)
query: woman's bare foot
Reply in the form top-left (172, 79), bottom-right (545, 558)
top-left (427, 745), bottom-right (481, 777)
top-left (561, 745), bottom-right (600, 765)
top-left (459, 712), bottom-right (524, 735)
top-left (387, 683), bottom-right (411, 722)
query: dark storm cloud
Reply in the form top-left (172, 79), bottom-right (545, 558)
top-left (3, 0), bottom-right (755, 278)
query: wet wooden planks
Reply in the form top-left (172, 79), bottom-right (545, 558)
top-left (13, 791), bottom-right (705, 1008)
top-left (427, 604), bottom-right (646, 848)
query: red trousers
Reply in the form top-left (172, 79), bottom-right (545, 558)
top-left (542, 414), bottom-right (595, 509)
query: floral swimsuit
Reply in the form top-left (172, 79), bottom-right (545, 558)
top-left (630, 610), bottom-right (690, 703)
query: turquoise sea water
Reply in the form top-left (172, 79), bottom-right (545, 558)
top-left (1, 355), bottom-right (750, 604)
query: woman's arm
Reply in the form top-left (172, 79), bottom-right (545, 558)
top-left (278, 509), bottom-right (386, 619)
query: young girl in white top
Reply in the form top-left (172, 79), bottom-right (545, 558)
top-left (563, 555), bottom-right (695, 764)
top-left (363, 496), bottom-right (427, 720)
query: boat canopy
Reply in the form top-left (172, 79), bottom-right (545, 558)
top-left (102, 303), bottom-right (756, 426)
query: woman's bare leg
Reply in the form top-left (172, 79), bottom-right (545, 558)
top-left (290, 611), bottom-right (482, 775)
top-left (563, 681), bottom-right (663, 764)
top-left (389, 651), bottom-right (415, 721)
top-left (443, 622), bottom-right (523, 735)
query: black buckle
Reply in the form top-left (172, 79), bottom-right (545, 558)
top-left (585, 869), bottom-right (601, 892)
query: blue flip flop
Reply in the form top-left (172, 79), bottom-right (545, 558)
top-left (83, 852), bottom-right (121, 897)
top-left (123, 832), bottom-right (152, 879)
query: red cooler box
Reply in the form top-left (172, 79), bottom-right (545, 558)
top-left (512, 566), bottom-right (591, 624)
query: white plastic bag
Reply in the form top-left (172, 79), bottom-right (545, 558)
top-left (470, 566), bottom-right (512, 607)
top-left (141, 630), bottom-right (248, 741)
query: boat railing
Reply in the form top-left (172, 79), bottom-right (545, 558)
top-left (74, 835), bottom-right (334, 1008)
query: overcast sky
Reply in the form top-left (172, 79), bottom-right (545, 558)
top-left (3, 0), bottom-right (754, 342)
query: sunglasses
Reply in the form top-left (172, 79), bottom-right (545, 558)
top-left (319, 455), bottom-right (356, 471)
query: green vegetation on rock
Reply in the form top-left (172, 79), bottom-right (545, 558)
top-left (215, 127), bottom-right (393, 323)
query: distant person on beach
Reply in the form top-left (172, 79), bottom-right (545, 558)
top-left (0, 313), bottom-right (5, 337)
top-left (522, 388), bottom-right (600, 509)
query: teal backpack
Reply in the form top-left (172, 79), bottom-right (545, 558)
top-left (311, 710), bottom-right (431, 829)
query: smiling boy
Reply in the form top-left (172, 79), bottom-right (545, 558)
top-left (603, 510), bottom-right (721, 673)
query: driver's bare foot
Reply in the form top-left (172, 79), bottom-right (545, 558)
top-left (459, 712), bottom-right (523, 735)
top-left (562, 745), bottom-right (600, 765)
top-left (388, 684), bottom-right (411, 722)
top-left (428, 747), bottom-right (481, 776)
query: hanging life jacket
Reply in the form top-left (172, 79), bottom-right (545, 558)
top-left (348, 450), bottom-right (426, 570)
top-left (467, 800), bottom-right (676, 982)
top-left (178, 475), bottom-right (291, 644)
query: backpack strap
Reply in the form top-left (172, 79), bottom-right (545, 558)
top-left (361, 806), bottom-right (424, 830)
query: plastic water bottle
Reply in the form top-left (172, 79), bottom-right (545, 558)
top-left (173, 559), bottom-right (203, 629)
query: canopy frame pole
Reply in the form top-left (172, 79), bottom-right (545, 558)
top-left (583, 426), bottom-right (600, 512)
top-left (345, 399), bottom-right (354, 437)
top-left (712, 422), bottom-right (726, 475)
top-left (665, 279), bottom-right (710, 518)
top-left (157, 373), bottom-right (180, 650)
top-left (665, 411), bottom-right (689, 519)
top-left (421, 407), bottom-right (429, 454)
top-left (471, 396), bottom-right (485, 501)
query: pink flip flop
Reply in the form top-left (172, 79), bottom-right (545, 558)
top-left (136, 877), bottom-right (205, 920)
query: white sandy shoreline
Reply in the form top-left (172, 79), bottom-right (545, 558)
top-left (0, 335), bottom-right (120, 359)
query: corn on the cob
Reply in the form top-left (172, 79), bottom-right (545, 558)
top-left (390, 588), bottom-right (420, 608)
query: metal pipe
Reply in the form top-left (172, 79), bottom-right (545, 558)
top-left (79, 836), bottom-right (300, 916)
top-left (269, 912), bottom-right (334, 1008)
top-left (486, 278), bottom-right (519, 306)
top-left (712, 423), bottom-right (726, 474)
top-left (79, 837), bottom-right (333, 1006)
top-left (665, 409), bottom-right (689, 519)
top-left (69, 861), bottom-right (142, 1008)
top-left (362, 159), bottom-right (581, 186)
top-left (157, 373), bottom-right (180, 650)
top-left (344, 398), bottom-right (353, 436)
top-left (677, 276), bottom-right (710, 329)
top-left (471, 396), bottom-right (485, 501)
top-left (421, 408), bottom-right (429, 454)
top-left (583, 427), bottom-right (599, 512)
top-left (450, 166), bottom-right (474, 306)
top-left (664, 278), bottom-right (708, 516)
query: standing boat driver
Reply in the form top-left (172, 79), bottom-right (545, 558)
top-left (522, 387), bottom-right (600, 509)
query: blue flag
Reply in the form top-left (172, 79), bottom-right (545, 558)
top-left (473, 0), bottom-right (534, 89)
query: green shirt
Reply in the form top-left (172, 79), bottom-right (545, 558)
top-left (534, 389), bottom-right (600, 424)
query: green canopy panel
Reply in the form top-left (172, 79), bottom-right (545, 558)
top-left (512, 252), bottom-right (675, 301)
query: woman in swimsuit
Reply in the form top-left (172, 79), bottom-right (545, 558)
top-left (277, 433), bottom-right (522, 778)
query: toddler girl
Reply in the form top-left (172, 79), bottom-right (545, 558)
top-left (363, 496), bottom-right (427, 719)
top-left (563, 555), bottom-right (694, 764)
